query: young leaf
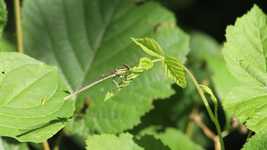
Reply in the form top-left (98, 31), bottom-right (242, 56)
top-left (131, 38), bottom-right (164, 58)
top-left (221, 5), bottom-right (267, 133)
top-left (199, 85), bottom-right (218, 107)
top-left (164, 56), bottom-right (187, 88)
top-left (23, 0), bottom-right (190, 135)
top-left (86, 133), bottom-right (143, 150)
top-left (104, 57), bottom-right (154, 101)
top-left (131, 57), bottom-right (154, 73)
top-left (0, 52), bottom-right (73, 142)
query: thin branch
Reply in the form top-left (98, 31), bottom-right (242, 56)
top-left (64, 66), bottom-right (130, 100)
top-left (42, 141), bottom-right (50, 150)
top-left (184, 67), bottom-right (225, 150)
top-left (14, 0), bottom-right (24, 53)
top-left (190, 112), bottom-right (220, 150)
top-left (64, 73), bottom-right (117, 100)
top-left (64, 58), bottom-right (163, 100)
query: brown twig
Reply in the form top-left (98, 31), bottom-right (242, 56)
top-left (190, 111), bottom-right (220, 150)
top-left (14, 0), bottom-right (24, 53)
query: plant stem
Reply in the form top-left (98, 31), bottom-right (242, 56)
top-left (42, 141), bottom-right (50, 150)
top-left (64, 71), bottom-right (125, 100)
top-left (14, 0), bottom-right (24, 53)
top-left (184, 67), bottom-right (225, 150)
top-left (64, 58), bottom-right (161, 100)
top-left (152, 58), bottom-right (162, 63)
top-left (64, 63), bottom-right (133, 100)
top-left (190, 111), bottom-right (220, 150)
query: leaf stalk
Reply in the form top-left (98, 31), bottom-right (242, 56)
top-left (184, 67), bottom-right (225, 150)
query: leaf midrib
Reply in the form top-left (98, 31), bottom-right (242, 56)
top-left (3, 68), bottom-right (56, 106)
top-left (80, 0), bottom-right (122, 89)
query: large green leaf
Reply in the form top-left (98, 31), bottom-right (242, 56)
top-left (139, 127), bottom-right (203, 150)
top-left (222, 5), bottom-right (267, 133)
top-left (23, 0), bottom-right (189, 134)
top-left (242, 130), bottom-right (267, 150)
top-left (86, 133), bottom-right (143, 150)
top-left (223, 5), bottom-right (267, 86)
top-left (0, 52), bottom-right (73, 142)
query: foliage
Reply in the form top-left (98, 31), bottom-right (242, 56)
top-left (86, 133), bottom-right (143, 150)
top-left (222, 5), bottom-right (267, 133)
top-left (23, 0), bottom-right (189, 137)
top-left (0, 52), bottom-right (74, 142)
top-left (138, 127), bottom-right (203, 150)
top-left (0, 0), bottom-right (266, 149)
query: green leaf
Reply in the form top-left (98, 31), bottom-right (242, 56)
top-left (200, 84), bottom-right (217, 106)
top-left (242, 130), bottom-right (267, 150)
top-left (139, 127), bottom-right (203, 150)
top-left (131, 38), bottom-right (164, 58)
top-left (135, 135), bottom-right (170, 150)
top-left (23, 0), bottom-right (189, 135)
top-left (86, 133), bottom-right (143, 150)
top-left (164, 56), bottom-right (186, 88)
top-left (0, 0), bottom-right (6, 36)
top-left (0, 52), bottom-right (74, 142)
top-left (131, 57), bottom-right (154, 73)
top-left (223, 5), bottom-right (267, 86)
top-left (222, 5), bottom-right (267, 133)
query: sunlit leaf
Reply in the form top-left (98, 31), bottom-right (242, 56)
top-left (0, 52), bottom-right (74, 142)
top-left (86, 133), bottom-right (143, 150)
top-left (222, 5), bottom-right (267, 133)
top-left (164, 56), bottom-right (186, 88)
top-left (131, 38), bottom-right (164, 58)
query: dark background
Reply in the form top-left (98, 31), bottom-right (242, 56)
top-left (4, 0), bottom-right (267, 42)
top-left (163, 0), bottom-right (266, 42)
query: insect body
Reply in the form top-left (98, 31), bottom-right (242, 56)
top-left (104, 57), bottom-right (154, 101)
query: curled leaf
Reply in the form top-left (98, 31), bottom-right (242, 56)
top-left (131, 57), bottom-right (154, 73)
